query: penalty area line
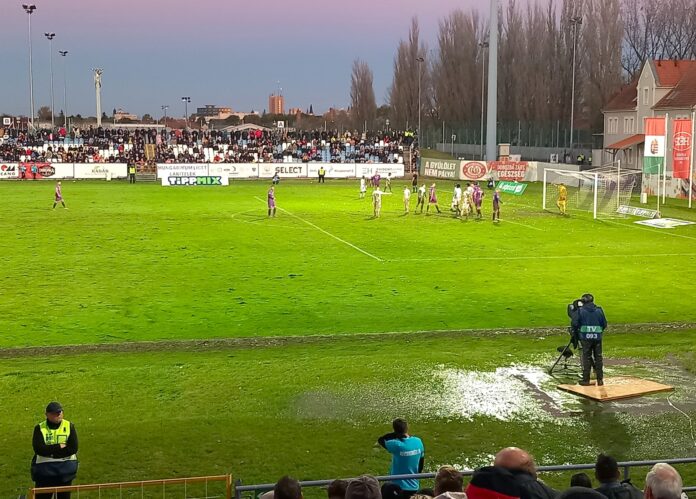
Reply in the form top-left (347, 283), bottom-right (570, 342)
top-left (253, 196), bottom-right (383, 262)
top-left (497, 218), bottom-right (544, 231)
top-left (602, 219), bottom-right (696, 242)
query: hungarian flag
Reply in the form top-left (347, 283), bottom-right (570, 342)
top-left (672, 119), bottom-right (692, 179)
top-left (644, 117), bottom-right (666, 174)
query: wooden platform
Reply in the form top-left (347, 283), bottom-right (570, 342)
top-left (557, 376), bottom-right (674, 401)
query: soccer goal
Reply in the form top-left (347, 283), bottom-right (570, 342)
top-left (542, 165), bottom-right (641, 219)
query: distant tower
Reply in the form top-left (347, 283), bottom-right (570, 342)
top-left (93, 68), bottom-right (103, 126)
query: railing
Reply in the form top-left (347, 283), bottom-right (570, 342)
top-left (28, 474), bottom-right (232, 499)
top-left (233, 457), bottom-right (696, 499)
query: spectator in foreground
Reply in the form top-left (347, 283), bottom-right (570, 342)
top-left (594, 454), bottom-right (642, 499)
top-left (377, 418), bottom-right (425, 497)
top-left (275, 476), bottom-right (303, 499)
top-left (433, 466), bottom-right (466, 499)
top-left (570, 474), bottom-right (593, 489)
top-left (557, 487), bottom-right (606, 499)
top-left (645, 463), bottom-right (683, 499)
top-left (328, 479), bottom-right (350, 499)
top-left (494, 447), bottom-right (558, 499)
top-left (465, 466), bottom-right (521, 499)
top-left (347, 475), bottom-right (382, 499)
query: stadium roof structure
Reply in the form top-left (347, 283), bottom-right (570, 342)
top-left (220, 123), bottom-right (272, 133)
top-left (605, 134), bottom-right (644, 150)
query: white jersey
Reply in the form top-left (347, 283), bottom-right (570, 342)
top-left (417, 186), bottom-right (426, 199)
top-left (403, 188), bottom-right (411, 201)
top-left (372, 189), bottom-right (383, 205)
top-left (360, 178), bottom-right (367, 192)
top-left (454, 187), bottom-right (462, 201)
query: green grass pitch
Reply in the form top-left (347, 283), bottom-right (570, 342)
top-left (2, 179), bottom-right (696, 497)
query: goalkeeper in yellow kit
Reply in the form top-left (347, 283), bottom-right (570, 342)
top-left (557, 183), bottom-right (568, 215)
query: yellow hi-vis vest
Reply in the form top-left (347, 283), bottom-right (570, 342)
top-left (36, 420), bottom-right (77, 464)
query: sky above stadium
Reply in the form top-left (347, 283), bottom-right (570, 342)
top-left (0, 0), bottom-right (493, 118)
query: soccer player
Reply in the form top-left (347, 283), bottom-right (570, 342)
top-left (452, 183), bottom-right (463, 216)
top-left (385, 173), bottom-right (393, 193)
top-left (359, 176), bottom-right (367, 199)
top-left (372, 172), bottom-right (381, 190)
top-left (472, 182), bottom-right (484, 220)
top-left (372, 186), bottom-right (384, 218)
top-left (403, 186), bottom-right (411, 214)
top-left (52, 181), bottom-right (67, 209)
top-left (492, 189), bottom-right (502, 222)
top-left (426, 183), bottom-right (441, 214)
top-left (416, 184), bottom-right (426, 213)
top-left (267, 185), bottom-right (277, 217)
top-left (462, 184), bottom-right (473, 220)
top-left (557, 183), bottom-right (568, 215)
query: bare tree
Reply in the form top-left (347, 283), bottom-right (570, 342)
top-left (388, 17), bottom-right (428, 130)
top-left (431, 9), bottom-right (483, 126)
top-left (350, 59), bottom-right (377, 130)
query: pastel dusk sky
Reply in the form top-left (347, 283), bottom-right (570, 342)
top-left (0, 0), bottom-right (496, 117)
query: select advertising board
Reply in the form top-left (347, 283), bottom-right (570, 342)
top-left (0, 163), bottom-right (19, 179)
top-left (209, 163), bottom-right (259, 179)
top-left (161, 175), bottom-right (229, 186)
top-left (156, 163), bottom-right (209, 179)
top-left (459, 161), bottom-right (490, 181)
top-left (74, 163), bottom-right (127, 179)
top-left (258, 163), bottom-right (307, 178)
top-left (421, 158), bottom-right (459, 179)
top-left (307, 163), bottom-right (358, 178)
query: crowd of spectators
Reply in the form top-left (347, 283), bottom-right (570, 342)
top-left (260, 451), bottom-right (685, 499)
top-left (0, 126), bottom-right (415, 165)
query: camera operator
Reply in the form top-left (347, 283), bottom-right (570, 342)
top-left (566, 298), bottom-right (584, 349)
top-left (571, 293), bottom-right (608, 386)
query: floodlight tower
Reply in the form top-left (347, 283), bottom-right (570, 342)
top-left (485, 0), bottom-right (498, 161)
top-left (22, 4), bottom-right (37, 130)
top-left (93, 68), bottom-right (103, 126)
top-left (59, 51), bottom-right (69, 128)
top-left (44, 32), bottom-right (56, 128)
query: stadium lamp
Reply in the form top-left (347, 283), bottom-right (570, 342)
top-left (181, 97), bottom-right (191, 127)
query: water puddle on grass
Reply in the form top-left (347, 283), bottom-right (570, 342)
top-left (292, 359), bottom-right (696, 426)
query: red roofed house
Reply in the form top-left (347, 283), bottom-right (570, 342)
top-left (602, 60), bottom-right (696, 170)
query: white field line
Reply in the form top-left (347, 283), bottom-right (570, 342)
top-left (497, 218), bottom-right (545, 231)
top-left (389, 252), bottom-right (696, 263)
top-left (603, 218), bottom-right (696, 241)
top-left (254, 196), bottom-right (383, 262)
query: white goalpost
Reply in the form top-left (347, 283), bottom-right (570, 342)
top-left (542, 164), bottom-right (641, 219)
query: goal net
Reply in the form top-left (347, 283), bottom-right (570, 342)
top-left (543, 166), bottom-right (641, 219)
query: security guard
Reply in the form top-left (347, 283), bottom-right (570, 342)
top-left (31, 401), bottom-right (79, 499)
top-left (572, 294), bottom-right (608, 386)
top-left (318, 166), bottom-right (326, 183)
top-left (128, 161), bottom-right (137, 184)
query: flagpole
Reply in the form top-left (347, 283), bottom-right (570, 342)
top-left (688, 111), bottom-right (695, 208)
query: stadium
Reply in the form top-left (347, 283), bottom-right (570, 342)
top-left (2, 1), bottom-right (696, 499)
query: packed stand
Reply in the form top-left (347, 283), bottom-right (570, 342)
top-left (0, 126), bottom-right (414, 164)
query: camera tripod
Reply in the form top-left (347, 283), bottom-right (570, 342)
top-left (548, 339), bottom-right (582, 375)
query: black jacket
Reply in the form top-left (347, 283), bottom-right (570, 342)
top-left (572, 303), bottom-right (608, 335)
top-left (596, 481), bottom-right (643, 499)
top-left (33, 421), bottom-right (78, 459)
top-left (508, 469), bottom-right (559, 499)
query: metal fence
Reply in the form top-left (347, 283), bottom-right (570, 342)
top-left (234, 457), bottom-right (696, 499)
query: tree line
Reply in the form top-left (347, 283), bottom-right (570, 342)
top-left (349, 0), bottom-right (696, 138)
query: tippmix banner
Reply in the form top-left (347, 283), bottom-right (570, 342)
top-left (672, 119), bottom-right (692, 179)
top-left (643, 117), bottom-right (666, 174)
